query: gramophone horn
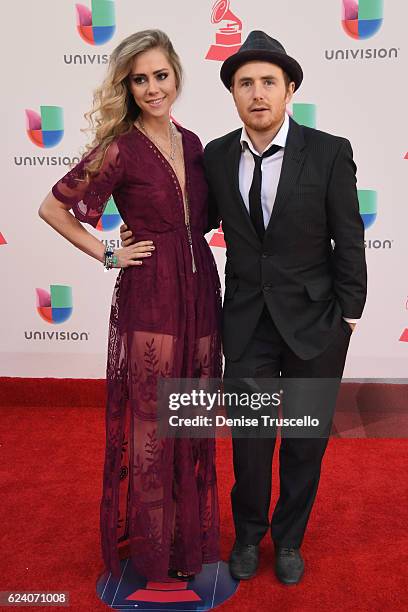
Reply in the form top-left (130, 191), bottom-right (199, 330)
top-left (211, 0), bottom-right (230, 24)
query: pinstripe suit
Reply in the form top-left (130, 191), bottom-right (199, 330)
top-left (203, 117), bottom-right (367, 547)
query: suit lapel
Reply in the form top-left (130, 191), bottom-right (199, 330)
top-left (225, 131), bottom-right (261, 246)
top-left (265, 117), bottom-right (306, 233)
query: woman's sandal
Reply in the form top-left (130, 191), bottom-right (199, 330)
top-left (168, 569), bottom-right (195, 581)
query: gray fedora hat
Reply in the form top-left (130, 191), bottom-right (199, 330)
top-left (220, 30), bottom-right (303, 91)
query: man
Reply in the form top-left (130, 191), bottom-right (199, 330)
top-left (121, 31), bottom-right (367, 586)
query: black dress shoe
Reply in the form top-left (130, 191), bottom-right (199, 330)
top-left (229, 541), bottom-right (259, 580)
top-left (275, 546), bottom-right (304, 585)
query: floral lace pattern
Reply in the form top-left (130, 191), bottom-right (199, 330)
top-left (52, 125), bottom-right (222, 580)
top-left (52, 142), bottom-right (124, 227)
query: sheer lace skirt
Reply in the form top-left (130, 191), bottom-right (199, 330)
top-left (100, 269), bottom-right (222, 579)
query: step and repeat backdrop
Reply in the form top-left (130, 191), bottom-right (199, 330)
top-left (1, 0), bottom-right (407, 378)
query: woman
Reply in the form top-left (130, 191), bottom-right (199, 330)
top-left (39, 30), bottom-right (221, 581)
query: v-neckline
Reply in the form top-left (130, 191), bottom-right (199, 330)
top-left (133, 121), bottom-right (196, 273)
top-left (133, 121), bottom-right (189, 209)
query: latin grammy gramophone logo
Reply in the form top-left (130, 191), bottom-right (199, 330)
top-left (96, 559), bottom-right (238, 609)
top-left (205, 0), bottom-right (242, 61)
top-left (399, 297), bottom-right (408, 343)
top-left (209, 222), bottom-right (226, 248)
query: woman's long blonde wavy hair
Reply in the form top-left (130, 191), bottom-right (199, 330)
top-left (82, 29), bottom-right (183, 179)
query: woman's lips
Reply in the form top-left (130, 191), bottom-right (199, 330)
top-left (146, 97), bottom-right (165, 107)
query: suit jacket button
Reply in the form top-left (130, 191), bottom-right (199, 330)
top-left (261, 253), bottom-right (268, 259)
top-left (263, 283), bottom-right (272, 291)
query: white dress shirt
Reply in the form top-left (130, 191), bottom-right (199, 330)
top-left (239, 112), bottom-right (289, 228)
top-left (238, 112), bottom-right (358, 325)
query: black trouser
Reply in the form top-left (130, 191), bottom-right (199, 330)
top-left (224, 306), bottom-right (352, 548)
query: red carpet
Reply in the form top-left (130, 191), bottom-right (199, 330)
top-left (0, 378), bottom-right (407, 611)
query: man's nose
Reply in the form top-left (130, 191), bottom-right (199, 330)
top-left (252, 82), bottom-right (264, 100)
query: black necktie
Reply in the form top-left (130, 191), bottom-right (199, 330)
top-left (248, 144), bottom-right (281, 241)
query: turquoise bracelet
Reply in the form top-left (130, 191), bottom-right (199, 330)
top-left (103, 246), bottom-right (117, 270)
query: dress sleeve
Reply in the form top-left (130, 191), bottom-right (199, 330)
top-left (51, 140), bottom-right (124, 227)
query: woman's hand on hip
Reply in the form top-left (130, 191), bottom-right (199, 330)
top-left (113, 241), bottom-right (155, 268)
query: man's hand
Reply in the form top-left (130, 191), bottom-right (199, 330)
top-left (120, 223), bottom-right (136, 247)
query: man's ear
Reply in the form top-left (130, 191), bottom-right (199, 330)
top-left (286, 82), bottom-right (295, 105)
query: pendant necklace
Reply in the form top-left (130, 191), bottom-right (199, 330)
top-left (137, 117), bottom-right (176, 161)
top-left (137, 118), bottom-right (196, 273)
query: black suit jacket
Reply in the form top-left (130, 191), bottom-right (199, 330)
top-left (204, 117), bottom-right (367, 361)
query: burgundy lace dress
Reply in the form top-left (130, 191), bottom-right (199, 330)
top-left (52, 124), bottom-right (222, 580)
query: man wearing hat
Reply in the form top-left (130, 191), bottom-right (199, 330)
top-left (204, 31), bottom-right (367, 585)
top-left (120, 30), bottom-right (367, 586)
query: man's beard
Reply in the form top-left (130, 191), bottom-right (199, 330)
top-left (246, 114), bottom-right (275, 132)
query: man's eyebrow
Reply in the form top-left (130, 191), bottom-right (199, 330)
top-left (238, 75), bottom-right (278, 82)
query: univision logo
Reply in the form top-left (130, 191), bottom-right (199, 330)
top-left (342, 0), bottom-right (383, 40)
top-left (25, 106), bottom-right (64, 148)
top-left (36, 285), bottom-right (73, 324)
top-left (76, 0), bottom-right (115, 45)
top-left (96, 196), bottom-right (122, 231)
top-left (292, 103), bottom-right (316, 129)
top-left (358, 190), bottom-right (393, 250)
top-left (26, 284), bottom-right (89, 341)
top-left (14, 155), bottom-right (80, 167)
top-left (358, 189), bottom-right (377, 229)
top-left (325, 1), bottom-right (398, 62)
top-left (0, 232), bottom-right (6, 246)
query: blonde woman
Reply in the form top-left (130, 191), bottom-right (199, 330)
top-left (39, 30), bottom-right (221, 581)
